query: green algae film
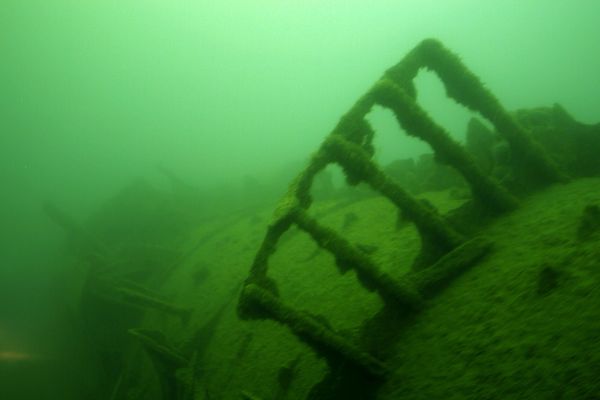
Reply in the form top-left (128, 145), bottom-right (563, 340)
top-left (1, 1), bottom-right (600, 399)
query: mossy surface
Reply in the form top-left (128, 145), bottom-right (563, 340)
top-left (135, 177), bottom-right (600, 399)
top-left (379, 178), bottom-right (600, 399)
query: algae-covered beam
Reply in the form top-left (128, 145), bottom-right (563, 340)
top-left (293, 208), bottom-right (422, 309)
top-left (385, 38), bottom-right (568, 186)
top-left (407, 236), bottom-right (493, 298)
top-left (331, 101), bottom-right (377, 153)
top-left (322, 134), bottom-right (464, 266)
top-left (238, 214), bottom-right (292, 320)
top-left (239, 283), bottom-right (387, 377)
top-left (243, 213), bottom-right (295, 301)
top-left (129, 328), bottom-right (189, 400)
top-left (129, 328), bottom-right (188, 368)
top-left (242, 159), bottom-right (332, 300)
top-left (93, 278), bottom-right (192, 324)
top-left (369, 80), bottom-right (519, 213)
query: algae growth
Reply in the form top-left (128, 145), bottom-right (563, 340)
top-left (30, 38), bottom-right (599, 400)
top-left (2, 3), bottom-right (600, 400)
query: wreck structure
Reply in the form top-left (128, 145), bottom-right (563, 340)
top-left (237, 38), bottom-right (571, 395)
top-left (43, 38), bottom-right (600, 399)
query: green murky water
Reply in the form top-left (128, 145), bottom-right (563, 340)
top-left (1, 2), bottom-right (600, 399)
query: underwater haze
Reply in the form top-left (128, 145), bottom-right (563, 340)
top-left (1, 1), bottom-right (600, 399)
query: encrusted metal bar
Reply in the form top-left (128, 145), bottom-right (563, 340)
top-left (92, 278), bottom-right (192, 323)
top-left (293, 208), bottom-right (423, 309)
top-left (322, 134), bottom-right (464, 260)
top-left (239, 283), bottom-right (388, 377)
top-left (407, 236), bottom-right (493, 298)
top-left (385, 38), bottom-right (568, 186)
top-left (369, 80), bottom-right (519, 213)
top-left (129, 328), bottom-right (189, 400)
